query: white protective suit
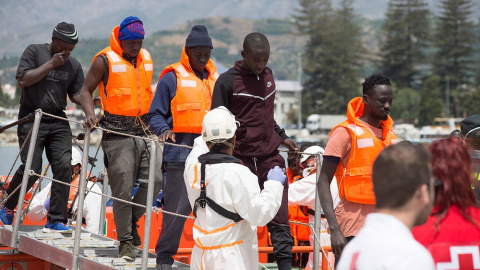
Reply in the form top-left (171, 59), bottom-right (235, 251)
top-left (184, 137), bottom-right (284, 270)
top-left (28, 181), bottom-right (103, 234)
top-left (288, 170), bottom-right (340, 269)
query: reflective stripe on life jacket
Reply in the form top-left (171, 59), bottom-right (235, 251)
top-left (333, 97), bottom-right (397, 205)
top-left (95, 26), bottom-right (154, 116)
top-left (159, 47), bottom-right (218, 134)
top-left (286, 168), bottom-right (310, 243)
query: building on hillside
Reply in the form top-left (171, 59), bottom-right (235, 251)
top-left (274, 80), bottom-right (301, 128)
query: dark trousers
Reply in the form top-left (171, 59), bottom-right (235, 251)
top-left (239, 151), bottom-right (293, 270)
top-left (155, 163), bottom-right (192, 265)
top-left (6, 119), bottom-right (72, 224)
top-left (102, 136), bottom-right (163, 242)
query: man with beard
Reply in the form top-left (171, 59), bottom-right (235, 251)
top-left (337, 141), bottom-right (435, 270)
top-left (317, 74), bottom-right (397, 265)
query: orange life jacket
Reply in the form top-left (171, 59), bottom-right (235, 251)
top-left (95, 25), bottom-right (154, 117)
top-left (333, 97), bottom-right (397, 205)
top-left (159, 47), bottom-right (219, 134)
top-left (67, 172), bottom-right (92, 211)
top-left (286, 168), bottom-right (311, 243)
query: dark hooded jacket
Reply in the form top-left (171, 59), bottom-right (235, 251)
top-left (211, 60), bottom-right (288, 157)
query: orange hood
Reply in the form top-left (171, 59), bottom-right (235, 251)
top-left (108, 26), bottom-right (125, 56)
top-left (346, 97), bottom-right (394, 131)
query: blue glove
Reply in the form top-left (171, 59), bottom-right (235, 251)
top-left (267, 166), bottom-right (286, 184)
top-left (44, 197), bottom-right (51, 211)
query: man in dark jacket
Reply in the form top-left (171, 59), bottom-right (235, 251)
top-left (147, 25), bottom-right (218, 270)
top-left (211, 32), bottom-right (297, 270)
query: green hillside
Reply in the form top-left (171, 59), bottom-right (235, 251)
top-left (0, 16), bottom-right (383, 85)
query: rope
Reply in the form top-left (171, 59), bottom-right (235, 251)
top-left (309, 222), bottom-right (334, 270)
top-left (29, 171), bottom-right (195, 220)
top-left (20, 164), bottom-right (49, 220)
top-left (40, 111), bottom-right (193, 149)
top-left (0, 126), bottom-right (33, 205)
top-left (69, 142), bottom-right (102, 222)
top-left (258, 262), bottom-right (270, 269)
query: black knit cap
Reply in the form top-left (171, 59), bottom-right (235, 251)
top-left (460, 114), bottom-right (480, 137)
top-left (185, 25), bottom-right (213, 49)
top-left (52, 22), bottom-right (78, 44)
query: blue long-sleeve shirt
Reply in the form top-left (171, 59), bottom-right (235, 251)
top-left (147, 70), bottom-right (207, 163)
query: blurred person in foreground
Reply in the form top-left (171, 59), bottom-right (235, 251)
top-left (412, 138), bottom-right (480, 267)
top-left (184, 106), bottom-right (285, 270)
top-left (460, 114), bottom-right (480, 204)
top-left (337, 141), bottom-right (435, 270)
top-left (0, 22), bottom-right (84, 232)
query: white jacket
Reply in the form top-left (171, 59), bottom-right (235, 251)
top-left (288, 173), bottom-right (340, 269)
top-left (28, 181), bottom-right (103, 234)
top-left (184, 137), bottom-right (284, 270)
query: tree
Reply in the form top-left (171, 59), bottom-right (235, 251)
top-left (293, 0), bottom-right (364, 120)
top-left (433, 0), bottom-right (477, 117)
top-left (380, 0), bottom-right (430, 88)
top-left (418, 75), bottom-right (444, 126)
top-left (390, 86), bottom-right (420, 123)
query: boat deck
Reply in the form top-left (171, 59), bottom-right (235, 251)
top-left (0, 225), bottom-right (190, 269)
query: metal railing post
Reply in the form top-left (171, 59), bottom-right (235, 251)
top-left (98, 171), bottom-right (108, 235)
top-left (312, 153), bottom-right (322, 269)
top-left (72, 127), bottom-right (91, 270)
top-left (141, 139), bottom-right (159, 270)
top-left (11, 110), bottom-right (42, 248)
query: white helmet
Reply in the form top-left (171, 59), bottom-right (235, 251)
top-left (202, 106), bottom-right (238, 144)
top-left (300, 146), bottom-right (325, 163)
top-left (71, 147), bottom-right (82, 166)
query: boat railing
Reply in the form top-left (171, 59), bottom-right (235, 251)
top-left (0, 109), bottom-right (332, 270)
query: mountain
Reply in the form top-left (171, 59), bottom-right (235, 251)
top-left (1, 0), bottom-right (477, 57)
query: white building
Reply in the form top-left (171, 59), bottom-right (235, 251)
top-left (274, 80), bottom-right (301, 128)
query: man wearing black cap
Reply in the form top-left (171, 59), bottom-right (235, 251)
top-left (80, 16), bottom-right (162, 261)
top-left (460, 114), bottom-right (480, 203)
top-left (0, 22), bottom-right (84, 233)
top-left (147, 25), bottom-right (219, 270)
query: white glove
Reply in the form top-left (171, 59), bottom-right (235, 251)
top-left (267, 166), bottom-right (286, 184)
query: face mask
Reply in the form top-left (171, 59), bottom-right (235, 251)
top-left (302, 165), bottom-right (316, 178)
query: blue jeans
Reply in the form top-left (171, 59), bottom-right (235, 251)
top-left (155, 163), bottom-right (192, 265)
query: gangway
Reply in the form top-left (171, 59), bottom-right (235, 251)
top-left (0, 110), bottom-right (333, 270)
top-left (0, 225), bottom-right (190, 269)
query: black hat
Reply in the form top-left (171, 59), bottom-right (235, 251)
top-left (52, 22), bottom-right (78, 44)
top-left (460, 114), bottom-right (480, 137)
top-left (185, 25), bottom-right (213, 49)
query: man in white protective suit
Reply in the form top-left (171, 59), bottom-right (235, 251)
top-left (184, 106), bottom-right (286, 270)
top-left (28, 147), bottom-right (102, 234)
top-left (288, 146), bottom-right (340, 269)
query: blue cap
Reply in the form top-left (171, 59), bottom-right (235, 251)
top-left (118, 16), bottom-right (145, 41)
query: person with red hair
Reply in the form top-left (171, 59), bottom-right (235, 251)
top-left (412, 137), bottom-right (480, 267)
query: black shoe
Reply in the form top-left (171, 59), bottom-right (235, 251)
top-left (132, 220), bottom-right (142, 247)
top-left (119, 240), bottom-right (136, 261)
